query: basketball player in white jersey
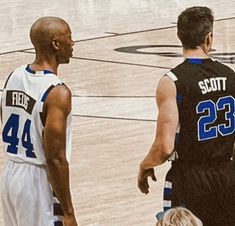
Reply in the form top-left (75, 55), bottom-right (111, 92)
top-left (1, 17), bottom-right (78, 226)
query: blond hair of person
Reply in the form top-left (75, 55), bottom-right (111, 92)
top-left (156, 207), bottom-right (203, 226)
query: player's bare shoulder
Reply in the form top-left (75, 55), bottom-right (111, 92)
top-left (45, 84), bottom-right (72, 114)
top-left (156, 75), bottom-right (176, 103)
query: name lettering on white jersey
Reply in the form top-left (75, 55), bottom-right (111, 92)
top-left (198, 77), bottom-right (227, 94)
top-left (6, 90), bottom-right (36, 114)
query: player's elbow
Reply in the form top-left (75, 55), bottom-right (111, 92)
top-left (43, 137), bottom-right (68, 167)
top-left (46, 159), bottom-right (69, 174)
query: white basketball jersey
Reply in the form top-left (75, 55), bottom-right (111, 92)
top-left (1, 65), bottom-right (72, 165)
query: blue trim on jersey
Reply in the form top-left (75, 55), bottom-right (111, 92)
top-left (25, 65), bottom-right (35, 74)
top-left (25, 65), bottom-right (53, 75)
top-left (187, 58), bottom-right (203, 64)
top-left (44, 70), bottom-right (53, 74)
top-left (176, 95), bottom-right (183, 104)
top-left (41, 85), bottom-right (56, 102)
top-left (41, 89), bottom-right (51, 102)
top-left (41, 90), bottom-right (49, 102)
top-left (175, 132), bottom-right (180, 144)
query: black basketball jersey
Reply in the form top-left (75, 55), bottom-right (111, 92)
top-left (167, 58), bottom-right (235, 164)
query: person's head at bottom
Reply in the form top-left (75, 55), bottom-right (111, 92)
top-left (156, 207), bottom-right (203, 226)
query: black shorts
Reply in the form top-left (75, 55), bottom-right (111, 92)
top-left (163, 160), bottom-right (235, 226)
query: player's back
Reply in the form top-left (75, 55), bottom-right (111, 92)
top-left (168, 58), bottom-right (235, 164)
top-left (1, 65), bottom-right (66, 165)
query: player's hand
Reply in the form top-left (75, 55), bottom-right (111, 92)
top-left (138, 167), bottom-right (156, 194)
top-left (64, 214), bottom-right (78, 226)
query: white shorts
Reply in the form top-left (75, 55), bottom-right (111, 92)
top-left (1, 160), bottom-right (64, 226)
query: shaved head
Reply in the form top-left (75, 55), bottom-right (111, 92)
top-left (30, 17), bottom-right (69, 51)
top-left (30, 16), bottom-right (74, 66)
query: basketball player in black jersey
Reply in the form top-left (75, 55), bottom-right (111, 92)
top-left (138, 6), bottom-right (235, 226)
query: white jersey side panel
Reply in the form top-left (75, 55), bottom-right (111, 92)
top-left (1, 65), bottom-right (72, 165)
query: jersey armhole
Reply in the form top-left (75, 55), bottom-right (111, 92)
top-left (40, 83), bottom-right (65, 126)
top-left (164, 71), bottom-right (183, 109)
top-left (165, 71), bottom-right (178, 82)
top-left (3, 71), bottom-right (14, 89)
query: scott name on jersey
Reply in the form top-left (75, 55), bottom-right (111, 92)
top-left (6, 90), bottom-right (36, 115)
top-left (198, 77), bottom-right (227, 94)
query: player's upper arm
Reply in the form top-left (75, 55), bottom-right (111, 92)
top-left (154, 75), bottom-right (179, 155)
top-left (43, 84), bottom-right (71, 161)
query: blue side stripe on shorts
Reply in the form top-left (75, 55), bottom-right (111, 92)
top-left (163, 200), bottom-right (172, 212)
top-left (54, 203), bottom-right (64, 216)
top-left (164, 187), bottom-right (172, 196)
top-left (54, 221), bottom-right (63, 226)
top-left (163, 206), bottom-right (172, 212)
top-left (163, 180), bottom-right (173, 211)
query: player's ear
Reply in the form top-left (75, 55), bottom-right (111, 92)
top-left (206, 32), bottom-right (213, 47)
top-left (204, 32), bottom-right (213, 53)
top-left (51, 38), bottom-right (60, 51)
top-left (177, 31), bottom-right (181, 40)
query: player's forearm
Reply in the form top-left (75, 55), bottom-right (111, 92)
top-left (43, 122), bottom-right (75, 216)
top-left (141, 142), bottom-right (171, 169)
top-left (46, 157), bottom-right (75, 217)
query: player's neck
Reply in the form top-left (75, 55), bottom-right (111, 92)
top-left (183, 48), bottom-right (210, 59)
top-left (30, 54), bottom-right (58, 74)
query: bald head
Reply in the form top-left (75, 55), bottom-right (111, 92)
top-left (30, 16), bottom-right (74, 65)
top-left (30, 17), bottom-right (70, 50)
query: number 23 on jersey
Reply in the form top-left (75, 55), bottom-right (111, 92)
top-left (197, 95), bottom-right (235, 141)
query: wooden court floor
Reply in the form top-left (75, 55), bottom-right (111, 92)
top-left (1, 1), bottom-right (235, 225)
